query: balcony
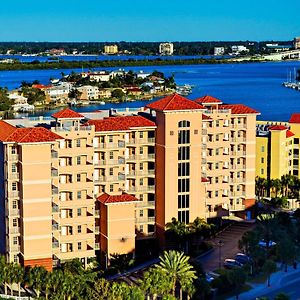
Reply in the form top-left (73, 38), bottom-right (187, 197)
top-left (127, 186), bottom-right (155, 193)
top-left (52, 241), bottom-right (59, 248)
top-left (7, 191), bottom-right (19, 199)
top-left (54, 125), bottom-right (92, 132)
top-left (51, 168), bottom-right (58, 177)
top-left (52, 205), bottom-right (59, 213)
top-left (8, 154), bottom-right (19, 161)
top-left (127, 138), bottom-right (155, 145)
top-left (95, 210), bottom-right (100, 217)
top-left (9, 173), bottom-right (19, 180)
top-left (96, 141), bottom-right (125, 149)
top-left (52, 223), bottom-right (59, 231)
top-left (127, 170), bottom-right (155, 177)
top-left (6, 208), bottom-right (20, 217)
top-left (9, 245), bottom-right (20, 252)
top-left (94, 157), bottom-right (125, 166)
top-left (95, 242), bottom-right (100, 250)
top-left (135, 201), bottom-right (155, 208)
top-left (9, 227), bottom-right (20, 234)
top-left (127, 154), bottom-right (155, 161)
top-left (52, 186), bottom-right (59, 195)
top-left (97, 173), bottom-right (125, 183)
top-left (135, 217), bottom-right (155, 224)
top-left (95, 226), bottom-right (100, 234)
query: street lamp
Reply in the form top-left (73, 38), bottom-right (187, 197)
top-left (218, 240), bottom-right (223, 269)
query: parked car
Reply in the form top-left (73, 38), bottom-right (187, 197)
top-left (258, 240), bottom-right (276, 248)
top-left (235, 253), bottom-right (252, 265)
top-left (224, 259), bottom-right (242, 269)
top-left (205, 272), bottom-right (215, 283)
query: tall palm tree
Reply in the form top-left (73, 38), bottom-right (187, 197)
top-left (155, 250), bottom-right (196, 297)
top-left (255, 176), bottom-right (268, 199)
top-left (270, 179), bottom-right (282, 198)
top-left (13, 264), bottom-right (24, 297)
top-left (166, 218), bottom-right (189, 252)
top-left (281, 174), bottom-right (294, 197)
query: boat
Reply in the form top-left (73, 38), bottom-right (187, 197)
top-left (99, 101), bottom-right (105, 105)
top-left (176, 84), bottom-right (193, 96)
top-left (50, 78), bottom-right (60, 84)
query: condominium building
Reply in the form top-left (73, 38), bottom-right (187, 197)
top-left (159, 43), bottom-right (174, 56)
top-left (104, 45), bottom-right (118, 55)
top-left (256, 113), bottom-right (300, 180)
top-left (0, 94), bottom-right (259, 270)
top-left (294, 37), bottom-right (300, 50)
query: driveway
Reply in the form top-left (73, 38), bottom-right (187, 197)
top-left (196, 221), bottom-right (256, 272)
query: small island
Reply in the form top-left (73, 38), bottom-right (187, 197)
top-left (0, 69), bottom-right (183, 117)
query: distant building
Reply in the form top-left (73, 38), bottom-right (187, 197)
top-left (104, 45), bottom-right (118, 54)
top-left (265, 44), bottom-right (292, 52)
top-left (89, 71), bottom-right (110, 82)
top-left (159, 43), bottom-right (174, 55)
top-left (294, 37), bottom-right (300, 50)
top-left (214, 47), bottom-right (225, 56)
top-left (77, 85), bottom-right (99, 100)
top-left (231, 45), bottom-right (249, 54)
top-left (47, 49), bottom-right (67, 56)
top-left (8, 93), bottom-right (34, 112)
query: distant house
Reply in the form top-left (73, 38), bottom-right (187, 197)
top-left (126, 87), bottom-right (143, 96)
top-left (98, 89), bottom-right (112, 99)
top-left (136, 71), bottom-right (151, 79)
top-left (104, 45), bottom-right (118, 54)
top-left (8, 93), bottom-right (34, 112)
top-left (159, 43), bottom-right (174, 55)
top-left (77, 85), bottom-right (99, 100)
top-left (43, 83), bottom-right (73, 103)
top-left (89, 71), bottom-right (110, 82)
top-left (214, 47), bottom-right (225, 56)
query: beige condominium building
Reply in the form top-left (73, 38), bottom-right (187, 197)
top-left (0, 94), bottom-right (259, 270)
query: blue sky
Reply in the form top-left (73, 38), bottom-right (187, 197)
top-left (0, 0), bottom-right (299, 42)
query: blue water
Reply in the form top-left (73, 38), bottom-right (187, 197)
top-left (0, 54), bottom-right (217, 63)
top-left (1, 61), bottom-right (300, 121)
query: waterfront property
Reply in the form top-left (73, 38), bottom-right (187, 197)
top-left (0, 93), bottom-right (259, 270)
top-left (256, 114), bottom-right (300, 180)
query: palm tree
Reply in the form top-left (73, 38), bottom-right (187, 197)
top-left (50, 269), bottom-right (64, 295)
top-left (13, 264), bottom-right (24, 297)
top-left (166, 218), bottom-right (189, 252)
top-left (27, 266), bottom-right (47, 298)
top-left (281, 174), bottom-right (294, 197)
top-left (140, 267), bottom-right (172, 299)
top-left (155, 250), bottom-right (196, 298)
top-left (255, 176), bottom-right (268, 199)
top-left (270, 178), bottom-right (282, 198)
top-left (87, 278), bottom-right (110, 300)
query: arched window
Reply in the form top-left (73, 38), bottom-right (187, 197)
top-left (178, 120), bottom-right (190, 128)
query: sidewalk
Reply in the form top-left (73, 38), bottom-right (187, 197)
top-left (227, 265), bottom-right (300, 300)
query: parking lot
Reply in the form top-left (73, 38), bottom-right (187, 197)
top-left (196, 221), bottom-right (256, 272)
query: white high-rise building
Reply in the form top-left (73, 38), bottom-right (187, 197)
top-left (159, 43), bottom-right (174, 55)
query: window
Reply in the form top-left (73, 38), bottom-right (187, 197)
top-left (13, 236), bottom-right (18, 245)
top-left (178, 146), bottom-right (190, 160)
top-left (215, 177), bottom-right (219, 183)
top-left (12, 182), bottom-right (17, 191)
top-left (77, 208), bottom-right (82, 217)
top-left (12, 201), bottom-right (17, 209)
top-left (294, 149), bottom-right (299, 155)
top-left (11, 164), bottom-right (17, 173)
top-left (109, 152), bottom-right (114, 160)
top-left (170, 131), bottom-right (174, 136)
top-left (140, 147), bottom-right (144, 155)
top-left (178, 130), bottom-right (190, 144)
top-left (215, 163), bottom-right (219, 169)
top-left (216, 148), bottom-right (220, 155)
top-left (295, 138), bottom-right (299, 145)
top-left (11, 147), bottom-right (16, 154)
top-left (76, 139), bottom-right (81, 147)
top-left (77, 191), bottom-right (82, 200)
top-left (215, 191), bottom-right (219, 197)
top-left (261, 157), bottom-right (264, 163)
top-left (178, 120), bottom-right (190, 128)
top-left (261, 168), bottom-right (264, 175)
top-left (139, 178), bottom-right (143, 185)
top-left (178, 211), bottom-right (189, 224)
top-left (139, 132), bottom-right (143, 138)
top-left (178, 194), bottom-right (190, 209)
top-left (261, 146), bottom-right (265, 152)
top-left (109, 168), bottom-right (114, 176)
top-left (178, 162), bottom-right (190, 176)
top-left (108, 136), bottom-right (113, 143)
top-left (139, 210), bottom-right (143, 217)
top-left (139, 194), bottom-right (143, 201)
top-left (13, 255), bottom-right (18, 263)
top-left (110, 185), bottom-right (113, 192)
top-left (178, 178), bottom-right (190, 193)
top-left (76, 174), bottom-right (81, 182)
top-left (139, 225), bottom-right (143, 233)
top-left (67, 140), bottom-right (72, 148)
top-left (216, 120), bottom-right (220, 127)
top-left (140, 163), bottom-right (143, 170)
top-left (13, 219), bottom-right (17, 227)
top-left (78, 242), bottom-right (82, 251)
top-left (76, 156), bottom-right (81, 165)
top-left (77, 225), bottom-right (82, 234)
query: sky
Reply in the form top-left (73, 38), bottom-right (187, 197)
top-left (0, 0), bottom-right (299, 42)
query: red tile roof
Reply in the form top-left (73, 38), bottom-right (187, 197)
top-left (52, 108), bottom-right (85, 119)
top-left (286, 130), bottom-right (295, 138)
top-left (97, 193), bottom-right (138, 204)
top-left (86, 115), bottom-right (156, 132)
top-left (289, 113), bottom-right (300, 124)
top-left (146, 93), bottom-right (205, 111)
top-left (0, 121), bottom-right (62, 143)
top-left (0, 121), bottom-right (17, 141)
top-left (268, 125), bottom-right (288, 131)
top-left (32, 84), bottom-right (52, 89)
top-left (195, 95), bottom-right (223, 104)
top-left (219, 104), bottom-right (259, 115)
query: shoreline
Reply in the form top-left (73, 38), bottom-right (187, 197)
top-left (0, 57), bottom-right (265, 72)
